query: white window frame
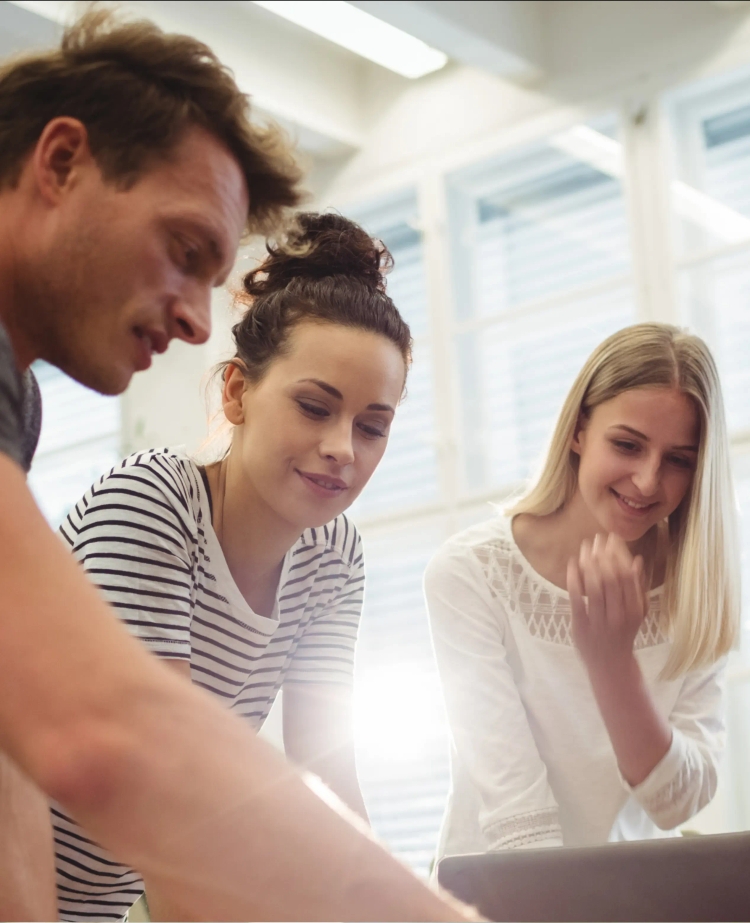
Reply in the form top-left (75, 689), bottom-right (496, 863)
top-left (327, 67), bottom-right (750, 861)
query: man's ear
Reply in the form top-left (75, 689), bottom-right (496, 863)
top-left (571, 412), bottom-right (587, 456)
top-left (31, 118), bottom-right (93, 205)
top-left (222, 361), bottom-right (248, 425)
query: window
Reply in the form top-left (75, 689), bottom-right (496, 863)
top-left (345, 123), bottom-right (642, 873)
top-left (353, 519), bottom-right (450, 876)
top-left (666, 65), bottom-right (750, 833)
top-left (28, 362), bottom-right (122, 527)
top-left (349, 194), bottom-right (440, 519)
top-left (447, 116), bottom-right (635, 495)
top-left (667, 68), bottom-right (750, 636)
top-left (668, 68), bottom-right (750, 436)
top-left (346, 195), bottom-right (450, 875)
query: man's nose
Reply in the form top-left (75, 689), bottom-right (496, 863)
top-left (168, 287), bottom-right (212, 346)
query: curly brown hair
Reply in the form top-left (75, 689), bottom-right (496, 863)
top-left (229, 212), bottom-right (413, 382)
top-left (0, 8), bottom-right (304, 236)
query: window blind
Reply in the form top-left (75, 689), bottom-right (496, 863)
top-left (668, 66), bottom-right (750, 835)
top-left (343, 197), bottom-right (449, 876)
top-left (353, 521), bottom-right (450, 878)
top-left (672, 89), bottom-right (750, 434)
top-left (448, 119), bottom-right (635, 493)
top-left (349, 205), bottom-right (440, 518)
top-left (28, 362), bottom-right (122, 527)
top-left (458, 291), bottom-right (633, 489)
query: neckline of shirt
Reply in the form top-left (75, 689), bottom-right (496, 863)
top-left (501, 514), bottom-right (663, 602)
top-left (188, 455), bottom-right (289, 629)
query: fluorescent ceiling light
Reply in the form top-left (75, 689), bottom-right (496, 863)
top-left (251, 0), bottom-right (448, 79)
top-left (551, 125), bottom-right (750, 245)
top-left (8, 0), bottom-right (70, 22)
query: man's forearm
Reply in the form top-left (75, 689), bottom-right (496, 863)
top-left (56, 683), bottom-right (465, 921)
top-left (0, 459), bottom-right (469, 921)
top-left (0, 750), bottom-right (57, 922)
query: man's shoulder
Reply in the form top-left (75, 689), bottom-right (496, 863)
top-left (0, 319), bottom-right (25, 471)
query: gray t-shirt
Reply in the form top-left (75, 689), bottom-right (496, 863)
top-left (0, 319), bottom-right (41, 472)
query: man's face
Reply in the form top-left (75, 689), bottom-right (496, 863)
top-left (23, 125), bottom-right (248, 394)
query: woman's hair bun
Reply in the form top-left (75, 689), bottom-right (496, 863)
top-left (244, 211), bottom-right (392, 298)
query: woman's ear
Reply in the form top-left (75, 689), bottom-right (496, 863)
top-left (571, 412), bottom-right (586, 456)
top-left (222, 362), bottom-right (248, 425)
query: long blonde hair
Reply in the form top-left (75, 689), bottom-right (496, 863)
top-left (509, 323), bottom-right (740, 679)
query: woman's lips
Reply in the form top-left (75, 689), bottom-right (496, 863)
top-left (610, 488), bottom-right (656, 517)
top-left (296, 470), bottom-right (348, 499)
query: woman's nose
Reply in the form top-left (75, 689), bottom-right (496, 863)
top-left (631, 458), bottom-right (660, 497)
top-left (320, 425), bottom-right (355, 466)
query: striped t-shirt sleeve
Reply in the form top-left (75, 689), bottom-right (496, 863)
top-left (59, 454), bottom-right (196, 661)
top-left (283, 531), bottom-right (364, 687)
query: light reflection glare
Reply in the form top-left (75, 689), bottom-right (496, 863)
top-left (354, 664), bottom-right (447, 763)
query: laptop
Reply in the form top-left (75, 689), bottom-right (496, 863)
top-left (437, 832), bottom-right (750, 921)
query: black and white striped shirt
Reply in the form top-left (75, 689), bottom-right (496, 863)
top-left (53, 447), bottom-right (364, 921)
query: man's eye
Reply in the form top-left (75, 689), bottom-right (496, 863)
top-left (172, 235), bottom-right (200, 272)
top-left (183, 246), bottom-right (200, 271)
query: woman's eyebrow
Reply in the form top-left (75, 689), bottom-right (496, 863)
top-left (297, 379), bottom-right (395, 414)
top-left (298, 378), bottom-right (343, 399)
top-left (611, 424), bottom-right (698, 452)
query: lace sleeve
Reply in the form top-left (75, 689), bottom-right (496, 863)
top-left (484, 808), bottom-right (563, 850)
top-left (425, 541), bottom-right (564, 851)
top-left (625, 657), bottom-right (726, 829)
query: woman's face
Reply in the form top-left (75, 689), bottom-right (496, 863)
top-left (224, 320), bottom-right (406, 531)
top-left (571, 386), bottom-right (700, 543)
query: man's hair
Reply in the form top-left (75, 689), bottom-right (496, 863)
top-left (0, 8), bottom-right (304, 235)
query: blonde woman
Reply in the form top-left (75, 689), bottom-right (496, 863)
top-left (426, 323), bottom-right (739, 859)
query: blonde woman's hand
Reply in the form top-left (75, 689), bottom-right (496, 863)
top-left (567, 532), bottom-right (647, 673)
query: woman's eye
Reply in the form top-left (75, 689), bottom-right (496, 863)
top-left (358, 423), bottom-right (387, 439)
top-left (613, 439), bottom-right (638, 453)
top-left (668, 455), bottom-right (694, 470)
top-left (297, 400), bottom-right (329, 418)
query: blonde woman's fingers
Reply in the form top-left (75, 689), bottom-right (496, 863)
top-left (580, 539), bottom-right (605, 624)
top-left (567, 556), bottom-right (589, 642)
top-left (633, 554), bottom-right (647, 593)
top-left (621, 571), bottom-right (644, 630)
top-left (604, 533), bottom-right (635, 627)
top-left (606, 532), bottom-right (634, 573)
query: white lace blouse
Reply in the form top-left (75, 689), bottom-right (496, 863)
top-left (425, 515), bottom-right (726, 858)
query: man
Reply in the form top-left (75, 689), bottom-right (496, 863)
top-left (0, 10), bottom-right (469, 921)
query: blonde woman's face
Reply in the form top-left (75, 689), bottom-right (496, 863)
top-left (571, 386), bottom-right (699, 543)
